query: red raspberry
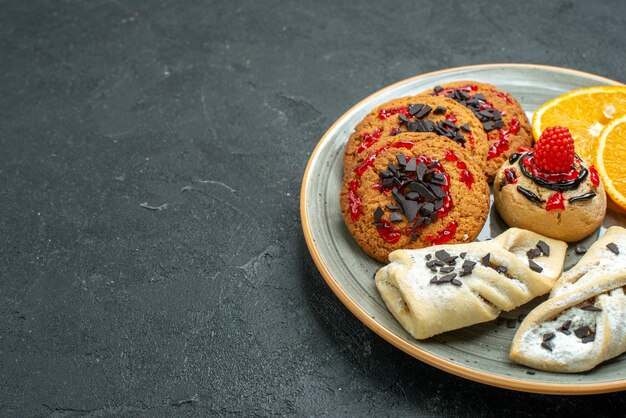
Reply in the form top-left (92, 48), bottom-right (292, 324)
top-left (533, 126), bottom-right (575, 173)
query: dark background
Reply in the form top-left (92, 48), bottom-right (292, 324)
top-left (1, 0), bottom-right (625, 416)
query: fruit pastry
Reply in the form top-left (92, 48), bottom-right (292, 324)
top-left (511, 226), bottom-right (626, 373)
top-left (493, 126), bottom-right (607, 242)
top-left (343, 95), bottom-right (488, 171)
top-left (420, 81), bottom-right (533, 181)
top-left (341, 132), bottom-right (490, 263)
top-left (375, 228), bottom-right (567, 339)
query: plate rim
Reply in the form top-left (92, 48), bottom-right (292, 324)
top-left (300, 63), bottom-right (626, 395)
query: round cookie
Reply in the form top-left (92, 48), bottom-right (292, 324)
top-left (344, 95), bottom-right (489, 172)
top-left (420, 81), bottom-right (532, 182)
top-left (341, 132), bottom-right (490, 263)
top-left (493, 151), bottom-right (606, 242)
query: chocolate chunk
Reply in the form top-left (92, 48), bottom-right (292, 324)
top-left (536, 241), bottom-right (550, 256)
top-left (433, 105), bottom-right (446, 114)
top-left (492, 120), bottom-right (504, 129)
top-left (433, 86), bottom-right (444, 93)
top-left (433, 199), bottom-right (444, 211)
top-left (526, 370), bottom-right (536, 375)
top-left (396, 154), bottom-right (407, 167)
top-left (430, 275), bottom-right (439, 284)
top-left (444, 256), bottom-right (458, 265)
top-left (388, 162), bottom-right (399, 177)
top-left (430, 173), bottom-right (446, 185)
top-left (543, 333), bottom-right (555, 342)
top-left (495, 265), bottom-right (508, 274)
top-left (575, 245), bottom-right (588, 255)
top-left (460, 252), bottom-right (466, 259)
top-left (507, 319), bottom-right (517, 329)
top-left (410, 182), bottom-right (436, 202)
top-left (430, 211), bottom-right (439, 222)
top-left (561, 320), bottom-right (572, 330)
top-left (607, 242), bottom-right (620, 255)
top-left (385, 204), bottom-right (400, 211)
top-left (402, 200), bottom-right (419, 222)
top-left (439, 266), bottom-right (455, 273)
top-left (408, 103), bottom-right (424, 116)
top-left (389, 212), bottom-right (403, 223)
top-left (421, 202), bottom-right (435, 214)
top-left (379, 170), bottom-right (393, 179)
top-left (374, 206), bottom-right (384, 222)
top-left (392, 188), bottom-right (405, 206)
top-left (435, 250), bottom-right (450, 261)
top-left (405, 192), bottom-right (421, 201)
top-left (429, 184), bottom-right (447, 199)
top-left (451, 278), bottom-right (463, 286)
top-left (415, 162), bottom-right (427, 181)
top-left (415, 105), bottom-right (432, 119)
top-left (541, 341), bottom-right (553, 351)
top-left (458, 269), bottom-right (472, 277)
top-left (528, 259), bottom-right (543, 273)
top-left (462, 260), bottom-right (476, 270)
top-left (459, 123), bottom-right (471, 132)
top-left (474, 93), bottom-right (486, 101)
top-left (439, 273), bottom-right (456, 283)
top-left (582, 335), bottom-right (595, 343)
top-left (425, 254), bottom-right (432, 261)
top-left (405, 158), bottom-right (417, 172)
top-left (482, 121), bottom-right (495, 131)
top-left (517, 186), bottom-right (544, 204)
top-left (527, 248), bottom-right (542, 259)
top-left (581, 305), bottom-right (602, 312)
top-left (481, 253), bottom-right (490, 267)
top-left (423, 217), bottom-right (432, 226)
top-left (381, 178), bottom-right (395, 188)
top-left (558, 328), bottom-right (572, 336)
top-left (574, 325), bottom-right (592, 339)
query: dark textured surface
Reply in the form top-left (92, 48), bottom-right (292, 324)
top-left (1, 0), bottom-right (625, 416)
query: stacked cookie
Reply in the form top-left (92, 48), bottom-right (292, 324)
top-left (341, 82), bottom-right (532, 263)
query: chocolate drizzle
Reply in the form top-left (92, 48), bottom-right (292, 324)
top-left (568, 192), bottom-right (597, 203)
top-left (517, 152), bottom-right (589, 192)
top-left (517, 186), bottom-right (544, 204)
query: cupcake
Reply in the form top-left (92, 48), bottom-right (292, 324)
top-left (493, 127), bottom-right (606, 242)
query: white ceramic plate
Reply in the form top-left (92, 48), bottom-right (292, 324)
top-left (301, 64), bottom-right (626, 394)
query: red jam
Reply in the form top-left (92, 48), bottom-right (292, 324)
top-left (491, 89), bottom-right (514, 104)
top-left (427, 221), bottom-right (458, 245)
top-left (445, 113), bottom-right (458, 124)
top-left (378, 106), bottom-right (411, 120)
top-left (589, 165), bottom-right (600, 187)
top-left (348, 179), bottom-right (362, 221)
top-left (390, 126), bottom-right (402, 135)
top-left (487, 117), bottom-right (521, 160)
top-left (357, 128), bottom-right (383, 154)
top-left (546, 192), bottom-right (565, 212)
top-left (457, 161), bottom-right (474, 189)
top-left (504, 168), bottom-right (518, 184)
top-left (517, 146), bottom-right (533, 153)
top-left (468, 131), bottom-right (475, 152)
top-left (444, 149), bottom-right (459, 161)
top-left (376, 219), bottom-right (402, 244)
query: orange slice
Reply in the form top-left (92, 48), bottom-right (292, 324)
top-left (595, 115), bottom-right (626, 212)
top-left (532, 86), bottom-right (626, 162)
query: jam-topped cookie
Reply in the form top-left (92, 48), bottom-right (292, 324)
top-left (343, 96), bottom-right (488, 172)
top-left (341, 132), bottom-right (490, 263)
top-left (420, 81), bottom-right (532, 181)
top-left (494, 127), bottom-right (606, 242)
